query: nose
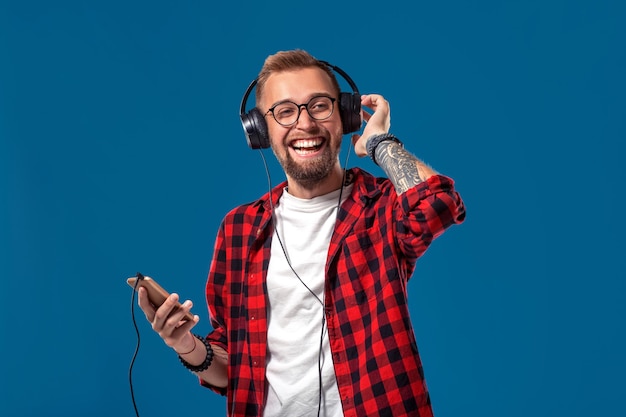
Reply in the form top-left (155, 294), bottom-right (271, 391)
top-left (295, 105), bottom-right (316, 129)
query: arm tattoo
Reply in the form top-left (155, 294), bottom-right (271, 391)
top-left (375, 141), bottom-right (435, 194)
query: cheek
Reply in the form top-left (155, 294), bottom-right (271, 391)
top-left (269, 133), bottom-right (293, 161)
top-left (329, 115), bottom-right (344, 139)
top-left (330, 123), bottom-right (344, 144)
top-left (267, 124), bottom-right (288, 147)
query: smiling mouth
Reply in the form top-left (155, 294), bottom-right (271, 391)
top-left (290, 138), bottom-right (324, 155)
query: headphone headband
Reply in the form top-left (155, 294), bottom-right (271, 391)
top-left (318, 60), bottom-right (360, 95)
top-left (239, 78), bottom-right (258, 119)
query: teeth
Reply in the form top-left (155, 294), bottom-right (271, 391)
top-left (291, 139), bottom-right (322, 149)
top-left (294, 148), bottom-right (318, 155)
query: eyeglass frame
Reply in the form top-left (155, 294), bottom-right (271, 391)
top-left (264, 95), bottom-right (337, 127)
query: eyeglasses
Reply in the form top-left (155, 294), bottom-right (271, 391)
top-left (265, 96), bottom-right (336, 127)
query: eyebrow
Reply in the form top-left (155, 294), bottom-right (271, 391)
top-left (268, 92), bottom-right (334, 109)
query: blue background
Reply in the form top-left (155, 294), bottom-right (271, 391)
top-left (1, 0), bottom-right (624, 416)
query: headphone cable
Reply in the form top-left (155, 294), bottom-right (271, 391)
top-left (258, 141), bottom-right (353, 417)
top-left (128, 273), bottom-right (144, 417)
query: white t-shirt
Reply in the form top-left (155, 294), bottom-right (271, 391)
top-left (264, 185), bottom-right (352, 417)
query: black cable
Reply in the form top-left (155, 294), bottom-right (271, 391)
top-left (128, 272), bottom-right (145, 417)
top-left (317, 314), bottom-right (327, 417)
top-left (258, 142), bottom-right (353, 417)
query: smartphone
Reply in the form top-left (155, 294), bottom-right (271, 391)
top-left (126, 275), bottom-right (195, 322)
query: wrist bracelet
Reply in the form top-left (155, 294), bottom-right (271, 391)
top-left (178, 334), bottom-right (214, 373)
top-left (366, 133), bottom-right (403, 165)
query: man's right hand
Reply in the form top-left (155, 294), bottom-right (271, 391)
top-left (137, 286), bottom-right (199, 353)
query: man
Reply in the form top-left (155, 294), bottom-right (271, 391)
top-left (138, 49), bottom-right (466, 417)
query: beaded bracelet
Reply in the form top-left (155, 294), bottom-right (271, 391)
top-left (178, 334), bottom-right (214, 373)
top-left (366, 133), bottom-right (403, 165)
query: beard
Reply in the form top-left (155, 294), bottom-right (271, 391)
top-left (271, 134), bottom-right (342, 189)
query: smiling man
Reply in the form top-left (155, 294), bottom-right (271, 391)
top-left (261, 66), bottom-right (345, 197)
top-left (137, 49), bottom-right (466, 417)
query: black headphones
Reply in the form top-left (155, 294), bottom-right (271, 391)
top-left (239, 60), bottom-right (362, 150)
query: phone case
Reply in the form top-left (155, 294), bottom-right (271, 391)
top-left (127, 276), bottom-right (195, 322)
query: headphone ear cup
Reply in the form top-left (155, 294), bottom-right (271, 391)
top-left (241, 107), bottom-right (270, 149)
top-left (339, 92), bottom-right (362, 134)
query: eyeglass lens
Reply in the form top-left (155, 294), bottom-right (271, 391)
top-left (271, 96), bottom-right (334, 126)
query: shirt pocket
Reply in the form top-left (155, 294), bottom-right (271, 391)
top-left (341, 228), bottom-right (387, 305)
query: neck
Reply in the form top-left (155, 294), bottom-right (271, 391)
top-left (285, 164), bottom-right (345, 199)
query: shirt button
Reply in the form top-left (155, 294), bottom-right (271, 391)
top-left (256, 229), bottom-right (262, 236)
top-left (253, 361), bottom-right (258, 366)
top-left (250, 316), bottom-right (255, 320)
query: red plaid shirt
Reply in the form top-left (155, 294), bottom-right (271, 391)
top-left (203, 168), bottom-right (466, 417)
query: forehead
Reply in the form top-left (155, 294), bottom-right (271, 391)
top-left (261, 67), bottom-right (335, 107)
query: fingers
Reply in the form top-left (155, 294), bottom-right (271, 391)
top-left (350, 94), bottom-right (392, 158)
top-left (360, 94), bottom-right (389, 112)
top-left (138, 287), bottom-right (197, 332)
top-left (359, 93), bottom-right (391, 135)
top-left (153, 294), bottom-right (191, 329)
top-left (136, 287), bottom-right (199, 352)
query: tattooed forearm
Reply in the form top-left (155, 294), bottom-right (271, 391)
top-left (375, 141), bottom-right (438, 195)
